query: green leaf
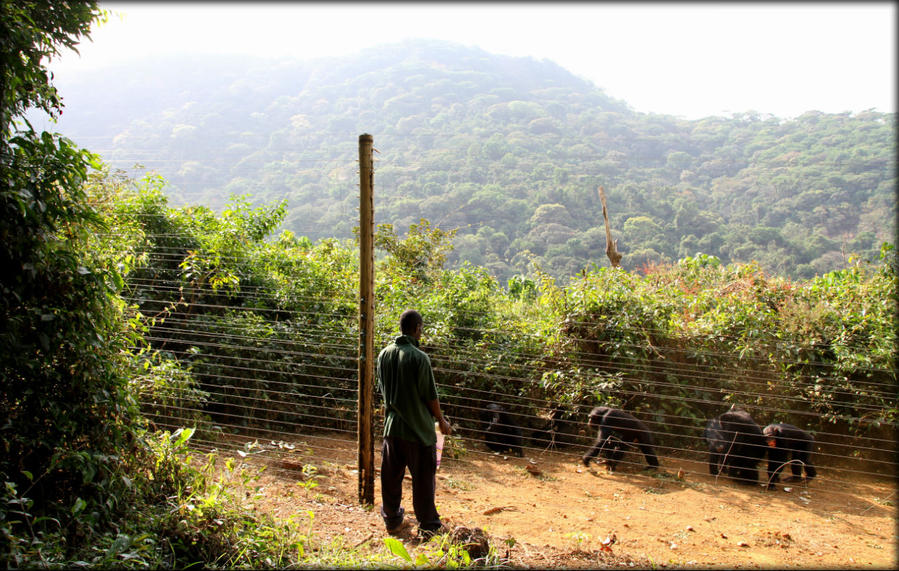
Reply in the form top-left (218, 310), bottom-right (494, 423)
top-left (384, 536), bottom-right (412, 562)
top-left (171, 427), bottom-right (195, 448)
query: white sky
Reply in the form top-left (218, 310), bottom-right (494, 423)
top-left (50, 2), bottom-right (896, 120)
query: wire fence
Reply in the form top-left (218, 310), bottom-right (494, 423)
top-left (121, 244), bottom-right (898, 509)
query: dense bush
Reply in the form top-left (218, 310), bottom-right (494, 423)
top-left (1, 2), bottom-right (151, 560)
top-left (544, 249), bottom-right (897, 441)
top-left (101, 169), bottom-right (895, 451)
top-left (1, 4), bottom-right (358, 567)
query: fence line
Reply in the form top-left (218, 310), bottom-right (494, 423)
top-left (120, 287), bottom-right (894, 387)
top-left (136, 325), bottom-right (893, 431)
top-left (114, 227), bottom-right (896, 511)
top-left (136, 338), bottom-right (897, 451)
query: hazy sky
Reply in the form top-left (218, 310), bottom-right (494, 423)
top-left (51, 2), bottom-right (896, 120)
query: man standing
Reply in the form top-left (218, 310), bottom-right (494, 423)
top-left (377, 309), bottom-right (452, 538)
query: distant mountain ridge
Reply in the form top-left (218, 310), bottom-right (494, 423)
top-left (38, 39), bottom-right (896, 282)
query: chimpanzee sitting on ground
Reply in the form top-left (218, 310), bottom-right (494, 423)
top-left (704, 407), bottom-right (767, 485)
top-left (763, 423), bottom-right (816, 489)
top-left (481, 403), bottom-right (523, 457)
top-left (582, 406), bottom-right (660, 472)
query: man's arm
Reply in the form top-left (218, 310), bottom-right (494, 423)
top-left (426, 398), bottom-right (452, 436)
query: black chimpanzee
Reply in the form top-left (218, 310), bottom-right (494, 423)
top-left (481, 403), bottom-right (523, 457)
top-left (704, 408), bottom-right (767, 485)
top-left (763, 423), bottom-right (816, 489)
top-left (582, 407), bottom-right (660, 472)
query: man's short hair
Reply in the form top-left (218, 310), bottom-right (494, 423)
top-left (399, 309), bottom-right (423, 335)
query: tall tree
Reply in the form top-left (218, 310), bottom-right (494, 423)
top-left (1, 0), bottom-right (140, 523)
top-left (1, 1), bottom-right (102, 141)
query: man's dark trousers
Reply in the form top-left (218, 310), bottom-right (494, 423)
top-left (380, 436), bottom-right (441, 531)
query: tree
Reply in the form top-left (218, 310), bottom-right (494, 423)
top-left (597, 186), bottom-right (622, 268)
top-left (1, 0), bottom-right (140, 530)
top-left (373, 218), bottom-right (457, 285)
top-left (0, 1), bottom-right (104, 141)
top-left (622, 215), bottom-right (664, 244)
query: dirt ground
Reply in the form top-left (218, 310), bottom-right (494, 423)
top-left (233, 431), bottom-right (897, 569)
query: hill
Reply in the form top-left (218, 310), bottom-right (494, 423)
top-left (41, 39), bottom-right (896, 282)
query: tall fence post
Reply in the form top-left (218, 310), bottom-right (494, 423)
top-left (357, 134), bottom-right (375, 505)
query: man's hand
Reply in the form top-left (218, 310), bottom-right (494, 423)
top-left (426, 399), bottom-right (452, 436)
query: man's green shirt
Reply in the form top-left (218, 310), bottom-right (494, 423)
top-left (377, 334), bottom-right (438, 446)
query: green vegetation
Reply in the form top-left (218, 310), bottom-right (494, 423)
top-left (7, 151), bottom-right (893, 565)
top-left (3, 3), bottom-right (896, 568)
top-left (95, 173), bottom-right (895, 443)
top-left (44, 40), bottom-right (896, 283)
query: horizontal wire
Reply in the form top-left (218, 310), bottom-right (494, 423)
top-left (142, 334), bottom-right (357, 370)
top-left (126, 300), bottom-right (894, 396)
top-left (98, 224), bottom-right (895, 491)
top-left (428, 350), bottom-right (897, 408)
top-left (146, 381), bottom-right (357, 413)
top-left (161, 380), bottom-right (357, 412)
top-left (436, 395), bottom-right (898, 451)
top-left (141, 408), bottom-right (894, 494)
top-left (144, 324), bottom-right (358, 361)
top-left (122, 279), bottom-right (356, 303)
top-left (117, 275), bottom-right (894, 380)
top-left (141, 402), bottom-right (354, 434)
top-left (143, 411), bottom-right (356, 446)
top-left (138, 365), bottom-right (897, 467)
top-left (430, 363), bottom-right (891, 427)
top-left (143, 313), bottom-right (358, 342)
top-left (165, 367), bottom-right (358, 398)
top-left (114, 256), bottom-right (892, 340)
top-left (136, 332), bottom-right (895, 433)
top-left (130, 303), bottom-right (896, 428)
top-left (137, 349), bottom-right (898, 451)
top-left (148, 429), bottom-right (357, 468)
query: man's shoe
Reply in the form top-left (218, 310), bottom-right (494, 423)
top-left (387, 520), bottom-right (412, 535)
top-left (385, 507), bottom-right (407, 534)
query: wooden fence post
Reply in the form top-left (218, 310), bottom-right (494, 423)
top-left (358, 134), bottom-right (375, 505)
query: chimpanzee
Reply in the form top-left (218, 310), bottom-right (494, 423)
top-left (763, 423), bottom-right (816, 489)
top-left (704, 408), bottom-right (767, 485)
top-left (481, 403), bottom-right (523, 457)
top-left (529, 402), bottom-right (577, 450)
top-left (582, 407), bottom-right (660, 472)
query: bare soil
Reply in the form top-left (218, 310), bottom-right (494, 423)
top-left (236, 431), bottom-right (896, 569)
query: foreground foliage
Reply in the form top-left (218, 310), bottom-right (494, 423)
top-left (3, 429), bottom-right (304, 567)
top-left (1, 0), bottom-right (148, 565)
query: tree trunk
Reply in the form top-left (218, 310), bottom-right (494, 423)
top-left (597, 186), bottom-right (622, 268)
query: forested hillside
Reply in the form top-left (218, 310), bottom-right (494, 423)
top-left (44, 39), bottom-right (896, 282)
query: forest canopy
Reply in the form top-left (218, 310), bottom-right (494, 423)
top-left (39, 40), bottom-right (897, 283)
